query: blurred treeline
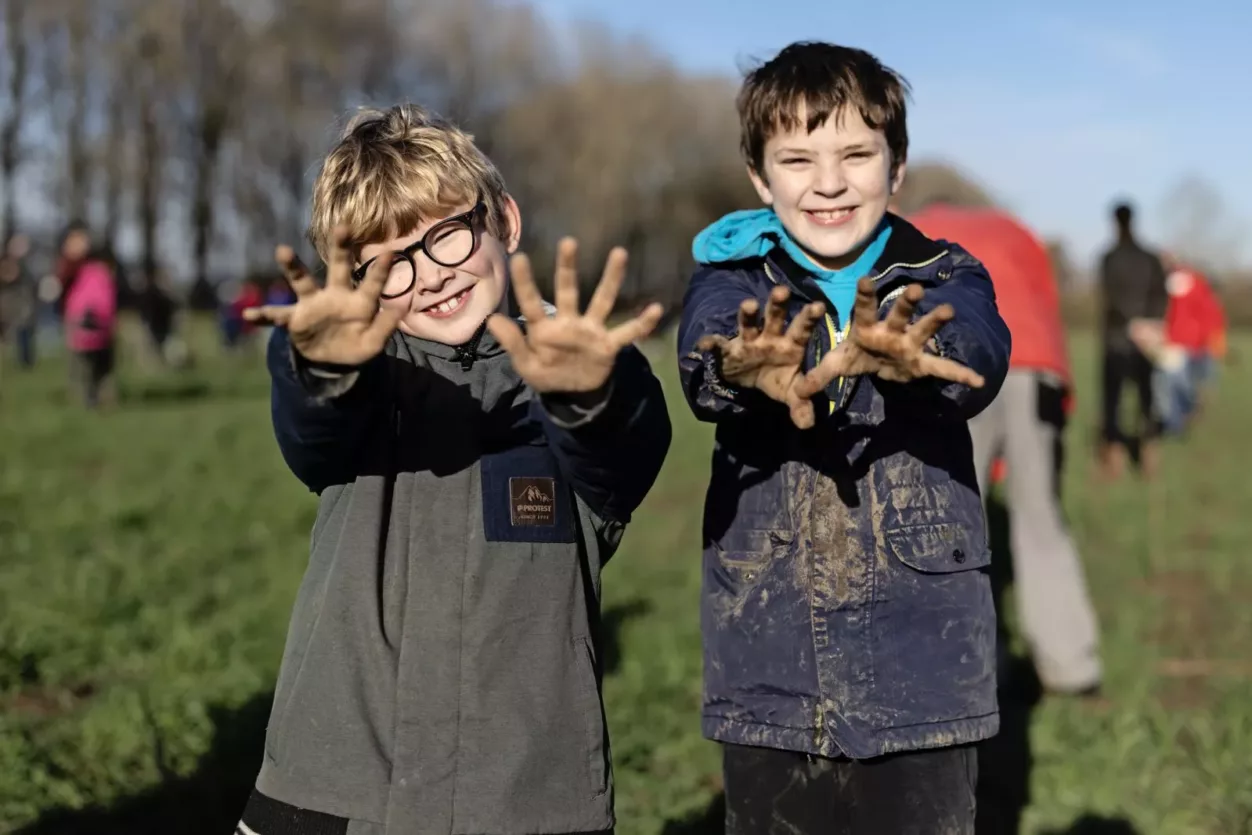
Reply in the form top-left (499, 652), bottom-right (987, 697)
top-left (1, 0), bottom-right (1248, 320)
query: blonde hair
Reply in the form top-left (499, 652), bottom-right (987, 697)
top-left (308, 104), bottom-right (510, 262)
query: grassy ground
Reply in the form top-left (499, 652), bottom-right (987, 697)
top-left (1, 318), bottom-right (1250, 834)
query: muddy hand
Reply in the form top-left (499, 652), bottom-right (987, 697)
top-left (696, 286), bottom-right (828, 428)
top-left (487, 238), bottom-right (663, 394)
top-left (243, 226), bottom-right (405, 366)
top-left (794, 278), bottom-right (984, 399)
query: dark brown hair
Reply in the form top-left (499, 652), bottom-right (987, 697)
top-left (737, 42), bottom-right (911, 178)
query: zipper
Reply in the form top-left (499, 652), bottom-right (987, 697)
top-left (452, 320), bottom-right (489, 371)
top-left (814, 702), bottom-right (825, 749)
top-left (872, 249), bottom-right (948, 284)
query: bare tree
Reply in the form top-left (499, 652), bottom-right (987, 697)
top-left (0, 0), bottom-right (32, 242)
top-left (1159, 175), bottom-right (1247, 273)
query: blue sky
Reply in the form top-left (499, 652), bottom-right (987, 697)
top-left (535, 0), bottom-right (1248, 271)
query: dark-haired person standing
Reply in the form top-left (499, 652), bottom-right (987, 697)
top-left (1098, 201), bottom-right (1168, 479)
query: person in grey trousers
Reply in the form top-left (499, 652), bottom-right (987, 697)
top-left (910, 201), bottom-right (1102, 696)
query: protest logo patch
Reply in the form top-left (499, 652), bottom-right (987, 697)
top-left (509, 477), bottom-right (556, 526)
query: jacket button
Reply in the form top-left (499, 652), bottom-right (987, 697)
top-left (953, 549), bottom-right (966, 563)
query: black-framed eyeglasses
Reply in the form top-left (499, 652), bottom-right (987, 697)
top-left (353, 202), bottom-right (486, 299)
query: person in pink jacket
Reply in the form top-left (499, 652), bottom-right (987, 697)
top-left (60, 227), bottom-right (118, 407)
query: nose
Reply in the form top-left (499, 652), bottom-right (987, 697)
top-left (814, 159), bottom-right (847, 197)
top-left (413, 253), bottom-right (456, 293)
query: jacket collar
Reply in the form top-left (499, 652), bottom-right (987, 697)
top-left (764, 213), bottom-right (950, 299)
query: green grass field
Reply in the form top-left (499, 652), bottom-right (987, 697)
top-left (2, 320), bottom-right (1250, 834)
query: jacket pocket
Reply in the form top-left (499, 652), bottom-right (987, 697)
top-left (884, 523), bottom-right (990, 574)
top-left (480, 442), bottom-right (577, 544)
top-left (711, 528), bottom-right (791, 591)
top-left (868, 522), bottom-right (997, 729)
top-left (574, 636), bottom-right (609, 797)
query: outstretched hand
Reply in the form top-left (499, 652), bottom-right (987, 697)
top-left (243, 226), bottom-right (404, 366)
top-left (794, 278), bottom-right (984, 398)
top-left (696, 286), bottom-right (827, 428)
top-left (698, 278), bottom-right (984, 429)
top-left (487, 237), bottom-right (664, 394)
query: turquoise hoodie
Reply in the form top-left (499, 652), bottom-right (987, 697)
top-left (691, 208), bottom-right (891, 327)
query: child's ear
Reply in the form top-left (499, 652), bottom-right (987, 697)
top-left (747, 164), bottom-right (774, 207)
top-left (889, 158), bottom-right (908, 196)
top-left (503, 195), bottom-right (523, 254)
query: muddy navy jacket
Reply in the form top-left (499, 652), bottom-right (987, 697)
top-left (257, 322), bottom-right (670, 834)
top-left (677, 215), bottom-right (1011, 760)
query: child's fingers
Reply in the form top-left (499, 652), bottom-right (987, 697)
top-left (585, 246), bottom-right (627, 324)
top-left (883, 284), bottom-right (923, 332)
top-left (851, 278), bottom-right (880, 331)
top-left (909, 303), bottom-right (955, 346)
top-left (696, 334), bottom-right (731, 354)
top-left (788, 397), bottom-right (816, 430)
top-left (917, 354), bottom-right (984, 388)
top-left (792, 349), bottom-right (847, 401)
top-left (326, 226), bottom-right (356, 289)
top-left (508, 252), bottom-right (548, 323)
top-left (243, 305), bottom-right (293, 327)
top-left (763, 285), bottom-right (790, 337)
top-left (553, 237), bottom-right (580, 316)
top-left (274, 246), bottom-right (318, 298)
top-left (609, 302), bottom-right (664, 351)
top-left (786, 302), bottom-right (825, 347)
top-left (737, 298), bottom-right (762, 343)
top-left (486, 313), bottom-right (534, 366)
top-left (357, 248), bottom-right (395, 300)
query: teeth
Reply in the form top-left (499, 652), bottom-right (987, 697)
top-left (430, 289), bottom-right (467, 314)
top-left (811, 209), bottom-right (852, 219)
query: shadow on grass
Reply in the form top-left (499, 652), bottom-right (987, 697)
top-left (1041, 815), bottom-right (1143, 834)
top-left (661, 794), bottom-right (724, 835)
top-left (14, 694), bottom-right (270, 835)
top-left (975, 493), bottom-right (1041, 835)
top-left (15, 600), bottom-right (651, 832)
top-left (120, 379), bottom-right (215, 405)
top-left (602, 598), bottom-right (653, 676)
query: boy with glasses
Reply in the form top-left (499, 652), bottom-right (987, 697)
top-left (237, 104), bottom-right (671, 835)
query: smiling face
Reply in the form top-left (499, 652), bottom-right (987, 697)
top-left (357, 196), bottom-right (521, 346)
top-left (749, 105), bottom-right (905, 271)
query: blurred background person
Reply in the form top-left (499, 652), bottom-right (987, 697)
top-left (60, 225), bottom-right (119, 409)
top-left (0, 232), bottom-right (37, 379)
top-left (136, 266), bottom-right (179, 367)
top-left (1097, 201), bottom-right (1169, 479)
top-left (1153, 254), bottom-right (1227, 436)
top-left (911, 199), bottom-right (1103, 697)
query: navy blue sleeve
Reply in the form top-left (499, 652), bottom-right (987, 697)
top-left (267, 328), bottom-right (390, 493)
top-left (676, 264), bottom-right (775, 422)
top-left (885, 257), bottom-right (1012, 420)
top-left (532, 345), bottom-right (672, 525)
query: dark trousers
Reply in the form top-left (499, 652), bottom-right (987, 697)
top-left (1101, 344), bottom-right (1158, 444)
top-left (237, 788), bottom-right (614, 835)
top-left (723, 742), bottom-right (977, 835)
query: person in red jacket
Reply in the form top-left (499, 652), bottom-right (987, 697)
top-left (1156, 255), bottom-right (1225, 435)
top-left (910, 201), bottom-right (1101, 697)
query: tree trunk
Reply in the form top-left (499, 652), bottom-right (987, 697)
top-left (1, 0), bottom-right (29, 243)
top-left (138, 83), bottom-right (160, 285)
top-left (64, 14), bottom-right (90, 222)
top-left (101, 88), bottom-right (126, 250)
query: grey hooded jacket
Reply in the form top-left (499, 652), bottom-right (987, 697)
top-left (254, 321), bottom-right (671, 834)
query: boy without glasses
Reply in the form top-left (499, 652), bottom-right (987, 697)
top-left (237, 104), bottom-right (671, 835)
top-left (678, 42), bottom-right (1011, 833)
